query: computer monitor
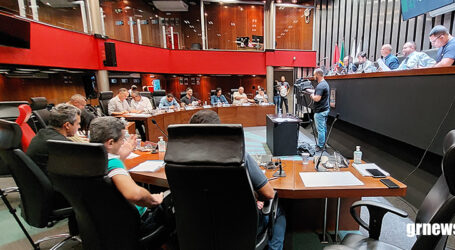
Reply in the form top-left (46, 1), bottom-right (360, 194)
top-left (236, 37), bottom-right (249, 47)
top-left (252, 35), bottom-right (264, 44)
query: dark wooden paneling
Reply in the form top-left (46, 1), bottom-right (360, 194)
top-left (275, 6), bottom-right (313, 50)
top-left (0, 74), bottom-right (85, 105)
top-left (205, 3), bottom-right (264, 50)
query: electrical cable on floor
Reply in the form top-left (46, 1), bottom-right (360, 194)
top-left (402, 94), bottom-right (455, 183)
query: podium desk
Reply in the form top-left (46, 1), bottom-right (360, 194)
top-left (266, 114), bottom-right (300, 156)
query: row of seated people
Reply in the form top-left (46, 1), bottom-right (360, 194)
top-left (329, 25), bottom-right (455, 75)
top-left (7, 99), bottom-right (286, 249)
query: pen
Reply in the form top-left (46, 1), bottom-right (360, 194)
top-left (268, 177), bottom-right (279, 181)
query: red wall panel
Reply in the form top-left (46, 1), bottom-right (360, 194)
top-left (266, 50), bottom-right (317, 68)
top-left (0, 21), bottom-right (99, 69)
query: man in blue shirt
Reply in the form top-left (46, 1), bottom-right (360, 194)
top-left (159, 93), bottom-right (180, 109)
top-left (429, 25), bottom-right (455, 67)
top-left (210, 87), bottom-right (228, 105)
top-left (380, 44), bottom-right (399, 70)
top-left (189, 110), bottom-right (286, 250)
top-left (310, 68), bottom-right (330, 151)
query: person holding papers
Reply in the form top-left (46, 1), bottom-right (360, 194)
top-left (378, 44), bottom-right (399, 70)
top-left (396, 42), bottom-right (436, 70)
top-left (355, 52), bottom-right (377, 73)
top-left (108, 88), bottom-right (141, 115)
top-left (254, 87), bottom-right (269, 104)
top-left (89, 117), bottom-right (168, 238)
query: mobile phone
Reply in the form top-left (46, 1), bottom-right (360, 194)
top-left (380, 178), bottom-right (399, 189)
top-left (366, 168), bottom-right (386, 178)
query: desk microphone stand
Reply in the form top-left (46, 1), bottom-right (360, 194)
top-left (272, 158), bottom-right (286, 177)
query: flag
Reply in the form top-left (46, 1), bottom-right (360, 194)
top-left (333, 44), bottom-right (340, 66)
top-left (338, 41), bottom-right (345, 67)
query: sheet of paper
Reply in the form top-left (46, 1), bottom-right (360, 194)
top-left (274, 118), bottom-right (299, 123)
top-left (352, 163), bottom-right (390, 177)
top-left (129, 160), bottom-right (164, 172)
top-left (126, 152), bottom-right (140, 159)
top-left (377, 58), bottom-right (391, 71)
top-left (299, 172), bottom-right (364, 187)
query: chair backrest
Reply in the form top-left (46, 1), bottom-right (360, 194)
top-left (423, 48), bottom-right (439, 61)
top-left (0, 119), bottom-right (55, 228)
top-left (191, 43), bottom-right (202, 50)
top-left (30, 97), bottom-right (50, 131)
top-left (164, 124), bottom-right (259, 250)
top-left (139, 91), bottom-right (154, 107)
top-left (47, 140), bottom-right (143, 250)
top-left (230, 88), bottom-right (238, 102)
top-left (210, 89), bottom-right (216, 96)
top-left (98, 91), bottom-right (113, 116)
top-left (152, 90), bottom-right (166, 108)
top-left (180, 91), bottom-right (186, 99)
top-left (413, 130), bottom-right (455, 250)
top-left (15, 104), bottom-right (35, 152)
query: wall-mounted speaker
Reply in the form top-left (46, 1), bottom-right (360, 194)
top-left (104, 42), bottom-right (117, 67)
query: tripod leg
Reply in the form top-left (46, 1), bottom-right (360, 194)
top-left (0, 189), bottom-right (38, 249)
top-left (302, 95), bottom-right (318, 145)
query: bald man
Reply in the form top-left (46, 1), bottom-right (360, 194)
top-left (379, 44), bottom-right (399, 70)
top-left (396, 42), bottom-right (436, 70)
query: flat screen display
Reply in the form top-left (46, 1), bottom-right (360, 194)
top-left (401, 0), bottom-right (454, 20)
top-left (0, 14), bottom-right (30, 49)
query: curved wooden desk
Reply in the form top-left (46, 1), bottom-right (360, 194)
top-left (125, 153), bottom-right (406, 232)
top-left (120, 104), bottom-right (275, 142)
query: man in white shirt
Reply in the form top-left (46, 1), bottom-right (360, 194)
top-left (254, 87), bottom-right (269, 104)
top-left (131, 91), bottom-right (153, 113)
top-left (232, 86), bottom-right (254, 105)
top-left (108, 88), bottom-right (132, 115)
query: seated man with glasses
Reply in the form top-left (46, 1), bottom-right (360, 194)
top-left (429, 25), bottom-right (455, 67)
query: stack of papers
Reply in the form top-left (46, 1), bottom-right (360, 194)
top-left (129, 160), bottom-right (164, 172)
top-left (299, 172), bottom-right (364, 187)
top-left (125, 113), bottom-right (152, 118)
top-left (126, 152), bottom-right (140, 159)
top-left (352, 163), bottom-right (390, 177)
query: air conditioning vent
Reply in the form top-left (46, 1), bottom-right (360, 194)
top-left (152, 1), bottom-right (188, 12)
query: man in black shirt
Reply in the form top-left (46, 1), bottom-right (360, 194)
top-left (27, 103), bottom-right (81, 174)
top-left (180, 87), bottom-right (200, 107)
top-left (310, 68), bottom-right (330, 151)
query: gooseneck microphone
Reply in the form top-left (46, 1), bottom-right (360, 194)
top-left (315, 113), bottom-right (340, 172)
top-left (151, 119), bottom-right (168, 139)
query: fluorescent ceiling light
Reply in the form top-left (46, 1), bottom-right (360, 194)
top-left (16, 68), bottom-right (40, 72)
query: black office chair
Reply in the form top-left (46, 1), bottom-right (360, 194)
top-left (47, 140), bottom-right (173, 250)
top-left (190, 43), bottom-right (202, 50)
top-left (98, 91), bottom-right (113, 116)
top-left (0, 119), bottom-right (78, 250)
top-left (326, 129), bottom-right (455, 250)
top-left (210, 89), bottom-right (216, 96)
top-left (180, 91), bottom-right (186, 100)
top-left (30, 97), bottom-right (51, 131)
top-left (152, 90), bottom-right (166, 109)
top-left (164, 124), bottom-right (277, 250)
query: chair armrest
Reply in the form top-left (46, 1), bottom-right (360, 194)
top-left (350, 200), bottom-right (408, 240)
top-left (2, 187), bottom-right (19, 193)
top-left (262, 191), bottom-right (278, 239)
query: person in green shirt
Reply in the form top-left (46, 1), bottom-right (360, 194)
top-left (89, 116), bottom-right (164, 233)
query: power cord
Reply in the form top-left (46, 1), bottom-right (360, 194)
top-left (402, 94), bottom-right (455, 183)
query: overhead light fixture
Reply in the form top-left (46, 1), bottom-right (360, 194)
top-left (41, 71), bottom-right (59, 74)
top-left (67, 70), bottom-right (84, 74)
top-left (429, 3), bottom-right (455, 17)
top-left (50, 68), bottom-right (67, 72)
top-left (16, 68), bottom-right (40, 72)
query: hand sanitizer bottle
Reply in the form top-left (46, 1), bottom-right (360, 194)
top-left (353, 146), bottom-right (362, 164)
top-left (158, 136), bottom-right (166, 152)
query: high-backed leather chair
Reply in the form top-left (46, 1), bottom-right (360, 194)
top-left (164, 124), bottom-right (275, 250)
top-left (98, 91), bottom-right (113, 116)
top-left (139, 91), bottom-right (154, 107)
top-left (180, 91), bottom-right (186, 100)
top-left (326, 130), bottom-right (455, 250)
top-left (0, 119), bottom-right (77, 249)
top-left (152, 90), bottom-right (166, 109)
top-left (30, 97), bottom-right (50, 131)
top-left (15, 104), bottom-right (35, 152)
top-left (47, 140), bottom-right (172, 250)
top-left (210, 89), bottom-right (216, 96)
top-left (190, 43), bottom-right (202, 50)
top-left (0, 101), bottom-right (28, 122)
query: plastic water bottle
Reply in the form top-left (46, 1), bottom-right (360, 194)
top-left (124, 130), bottom-right (130, 141)
top-left (158, 136), bottom-right (166, 152)
top-left (353, 146), bottom-right (362, 164)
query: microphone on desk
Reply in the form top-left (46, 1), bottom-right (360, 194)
top-left (315, 113), bottom-right (340, 172)
top-left (151, 119), bottom-right (168, 139)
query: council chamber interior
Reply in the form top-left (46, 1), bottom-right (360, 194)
top-left (0, 0), bottom-right (455, 249)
